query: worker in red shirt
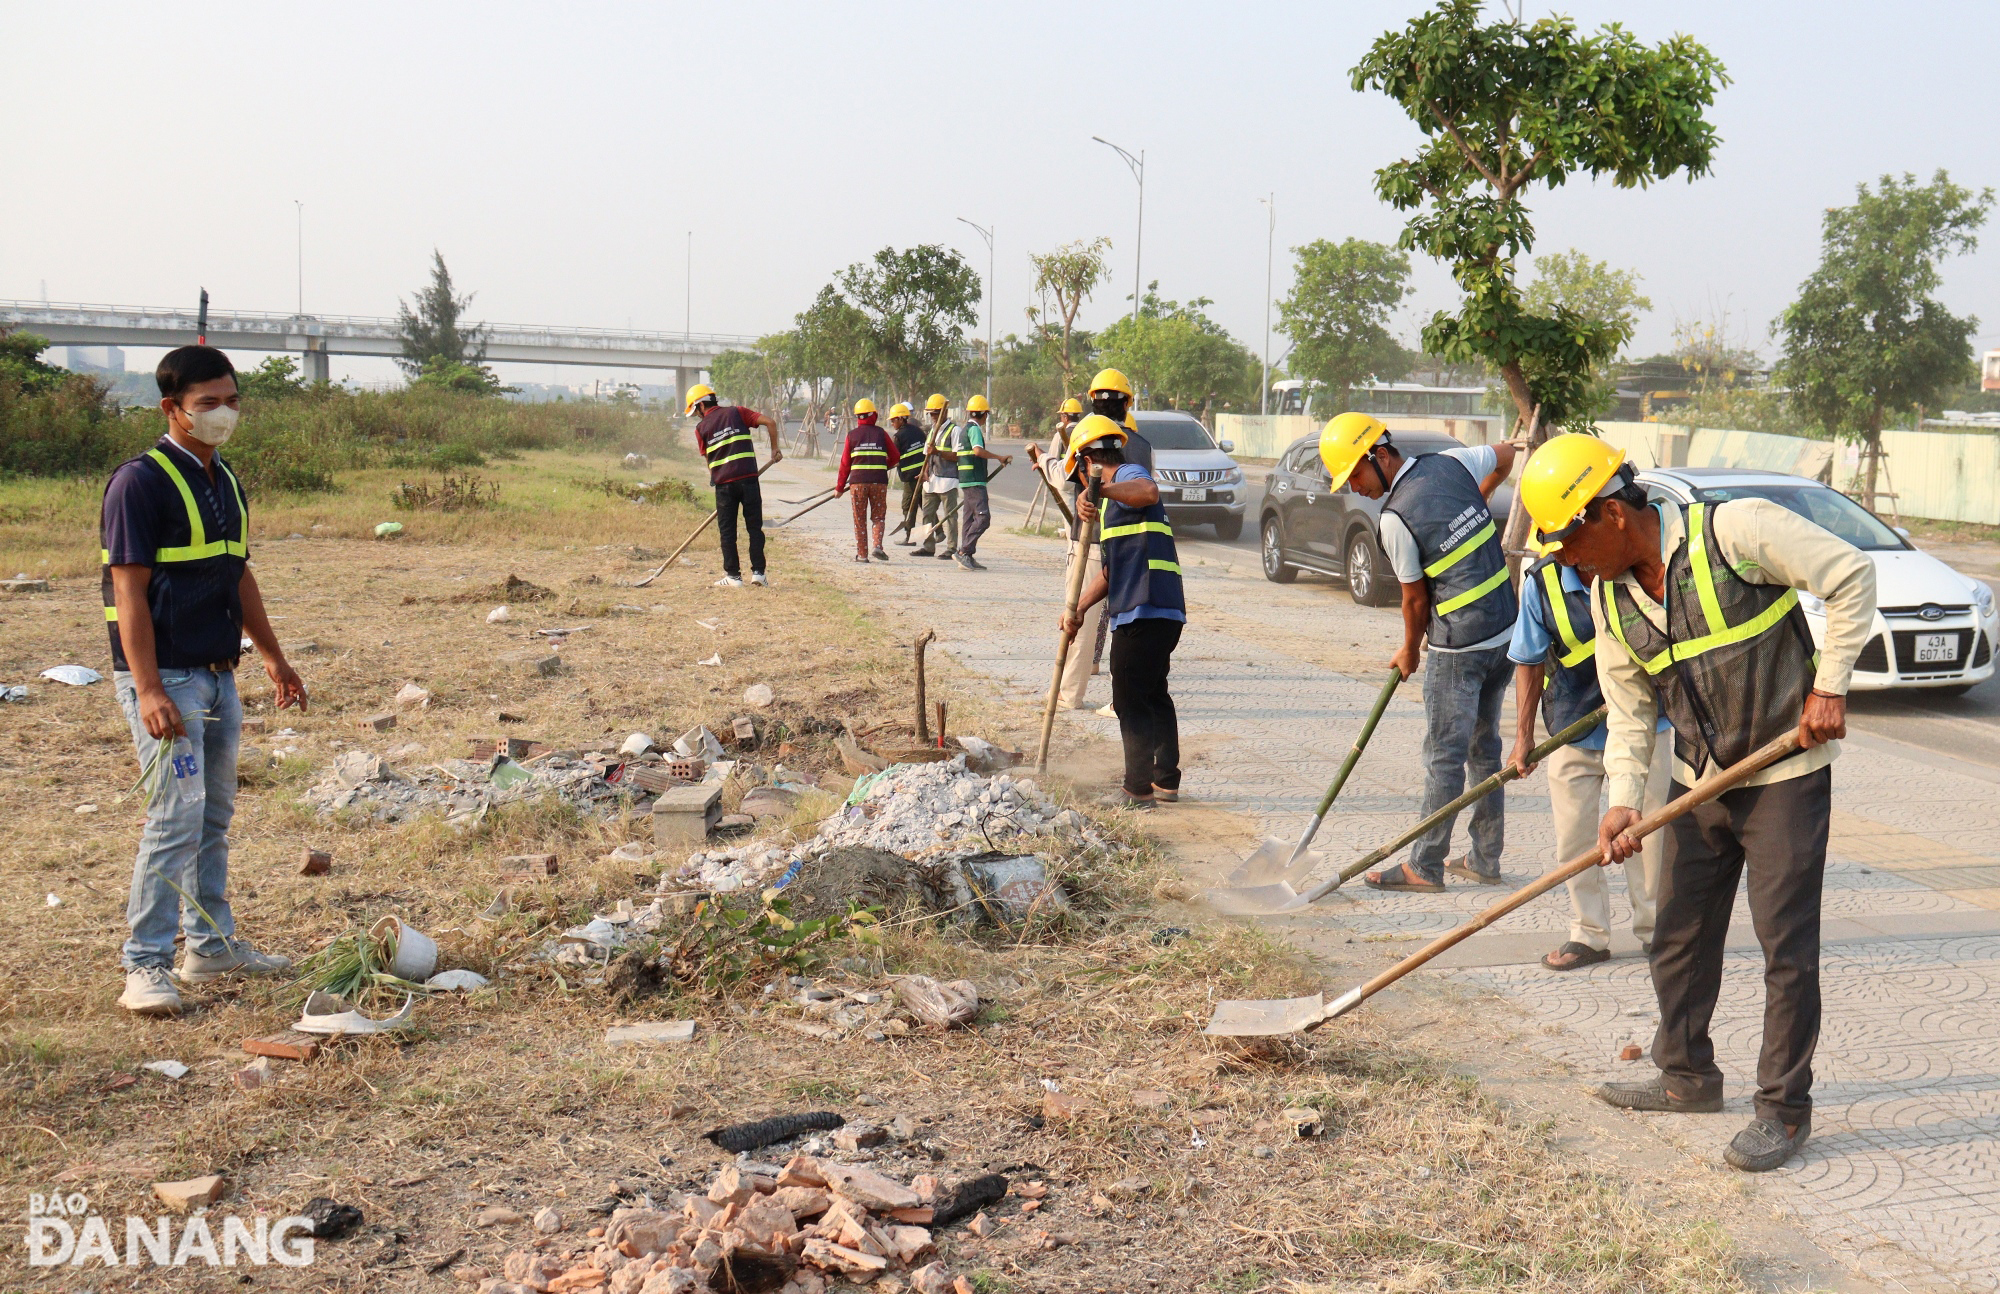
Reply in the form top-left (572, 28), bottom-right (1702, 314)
top-left (685, 383), bottom-right (782, 588)
top-left (836, 398), bottom-right (895, 563)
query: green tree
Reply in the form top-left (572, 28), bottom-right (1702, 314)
top-left (1351, 1), bottom-right (1727, 435)
top-left (397, 250), bottom-right (504, 392)
top-left (836, 245), bottom-right (980, 396)
top-left (790, 287), bottom-right (875, 455)
top-left (237, 354), bottom-right (309, 401)
top-left (1026, 237), bottom-right (1112, 396)
top-left (1276, 238), bottom-right (1414, 416)
top-left (1097, 286), bottom-right (1260, 421)
top-left (1776, 170), bottom-right (1993, 505)
top-left (1520, 249), bottom-right (1652, 418)
top-left (0, 328), bottom-right (69, 394)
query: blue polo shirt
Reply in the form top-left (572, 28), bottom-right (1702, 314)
top-left (1508, 562), bottom-right (1668, 750)
top-left (100, 437), bottom-right (250, 670)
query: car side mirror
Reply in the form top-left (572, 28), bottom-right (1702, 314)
top-left (1218, 439), bottom-right (1235, 453)
top-left (1893, 526), bottom-right (1912, 539)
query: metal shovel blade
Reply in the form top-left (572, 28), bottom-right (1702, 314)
top-left (1200, 879), bottom-right (1310, 916)
top-left (1222, 836), bottom-right (1294, 887)
top-left (1202, 993), bottom-right (1326, 1036)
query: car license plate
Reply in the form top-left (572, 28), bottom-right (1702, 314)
top-left (1180, 487), bottom-right (1207, 502)
top-left (1915, 633), bottom-right (1958, 663)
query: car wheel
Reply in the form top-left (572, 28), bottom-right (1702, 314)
top-left (1214, 515), bottom-right (1244, 542)
top-left (1347, 530), bottom-right (1396, 606)
top-left (1261, 517), bottom-right (1297, 584)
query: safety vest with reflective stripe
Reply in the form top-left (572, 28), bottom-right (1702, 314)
top-left (1525, 556), bottom-right (1603, 738)
top-left (696, 405), bottom-right (759, 485)
top-left (1381, 452), bottom-right (1517, 648)
top-left (840, 425), bottom-right (892, 487)
top-left (955, 423), bottom-right (989, 487)
top-left (1598, 502), bottom-right (1817, 775)
top-left (101, 443), bottom-right (249, 668)
top-left (1100, 481), bottom-right (1184, 623)
top-left (894, 429), bottom-right (928, 481)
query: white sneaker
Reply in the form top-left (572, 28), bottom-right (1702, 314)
top-left (1095, 703), bottom-right (1118, 718)
top-left (177, 940), bottom-right (293, 984)
top-left (713, 575), bottom-right (744, 588)
top-left (119, 966), bottom-right (182, 1016)
top-left (749, 572), bottom-right (770, 587)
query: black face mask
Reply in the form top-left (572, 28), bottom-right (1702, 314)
top-left (1090, 394), bottom-right (1129, 420)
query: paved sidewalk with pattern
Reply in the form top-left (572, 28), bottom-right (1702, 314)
top-left (759, 453), bottom-right (2000, 1292)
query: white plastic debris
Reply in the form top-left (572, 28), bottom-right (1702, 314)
top-left (45, 893), bottom-right (61, 907)
top-left (394, 683), bottom-right (431, 710)
top-left (424, 969), bottom-right (491, 992)
top-left (143, 1060), bottom-right (190, 1080)
top-left (672, 725), bottom-right (727, 763)
top-left (608, 841), bottom-right (653, 863)
top-left (73, 804), bottom-right (97, 815)
top-left (696, 619), bottom-right (720, 632)
top-left (487, 606), bottom-right (511, 624)
top-left (0, 685), bottom-right (28, 704)
top-left (604, 1020), bottom-right (697, 1045)
top-left (697, 653), bottom-right (722, 667)
top-left (743, 683), bottom-right (775, 708)
top-left (619, 732), bottom-right (656, 757)
top-left (39, 665), bottom-right (102, 686)
top-left (295, 990), bottom-right (415, 1035)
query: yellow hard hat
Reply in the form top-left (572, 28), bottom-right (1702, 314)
top-left (925, 393), bottom-right (948, 411)
top-left (888, 402), bottom-right (912, 419)
top-left (966, 394), bottom-right (991, 413)
top-left (1319, 412), bottom-right (1388, 489)
top-left (683, 383), bottom-right (717, 415)
top-left (1088, 368), bottom-right (1134, 398)
top-left (853, 398), bottom-right (878, 415)
top-left (1058, 397), bottom-right (1083, 415)
top-left (1521, 434), bottom-right (1628, 547)
top-left (1062, 413), bottom-right (1129, 478)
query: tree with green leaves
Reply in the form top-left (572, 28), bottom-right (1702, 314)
top-left (1777, 170), bottom-right (1992, 506)
top-left (236, 355), bottom-right (309, 401)
top-left (397, 250), bottom-right (505, 393)
top-left (1520, 249), bottom-right (1652, 419)
top-left (790, 287), bottom-right (874, 456)
top-left (1351, 1), bottom-right (1727, 435)
top-left (1027, 237), bottom-right (1112, 397)
top-left (1097, 286), bottom-right (1259, 421)
top-left (1276, 238), bottom-right (1414, 416)
top-left (0, 328), bottom-right (69, 394)
top-left (837, 245), bottom-right (980, 397)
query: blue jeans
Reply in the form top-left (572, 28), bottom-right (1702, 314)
top-left (114, 668), bottom-right (241, 970)
top-left (1407, 645), bottom-right (1510, 883)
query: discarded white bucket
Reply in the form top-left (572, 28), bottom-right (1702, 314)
top-left (371, 916), bottom-right (439, 982)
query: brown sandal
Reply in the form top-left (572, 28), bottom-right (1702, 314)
top-left (1542, 941), bottom-right (1610, 971)
top-left (1364, 862), bottom-right (1446, 893)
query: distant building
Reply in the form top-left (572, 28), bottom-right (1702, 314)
top-left (63, 345), bottom-right (126, 373)
top-left (1983, 348), bottom-right (1999, 393)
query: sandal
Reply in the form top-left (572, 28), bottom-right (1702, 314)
top-left (1364, 862), bottom-right (1446, 893)
top-left (1541, 941), bottom-right (1610, 971)
top-left (1444, 856), bottom-right (1505, 885)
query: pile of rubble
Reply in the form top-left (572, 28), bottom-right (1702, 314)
top-left (473, 1155), bottom-right (993, 1294)
top-left (303, 749), bottom-right (628, 827)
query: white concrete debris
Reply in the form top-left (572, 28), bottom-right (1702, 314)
top-left (303, 750), bottom-right (633, 827)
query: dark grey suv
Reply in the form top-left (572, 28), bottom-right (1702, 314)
top-left (1258, 431), bottom-right (1515, 605)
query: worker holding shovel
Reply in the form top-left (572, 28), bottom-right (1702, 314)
top-left (1057, 415), bottom-right (1183, 810)
top-left (913, 395), bottom-right (960, 559)
top-left (835, 398), bottom-right (894, 563)
top-left (686, 383), bottom-right (782, 588)
top-left (1521, 434), bottom-right (1875, 1173)
top-left (889, 402), bottom-right (927, 545)
top-left (1508, 543), bottom-right (1674, 971)
top-left (1320, 414), bottom-right (1519, 893)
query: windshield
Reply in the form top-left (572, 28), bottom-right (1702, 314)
top-left (1690, 483), bottom-right (1906, 551)
top-left (1135, 417), bottom-right (1215, 451)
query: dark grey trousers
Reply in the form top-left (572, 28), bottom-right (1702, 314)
top-left (1650, 765), bottom-right (1830, 1125)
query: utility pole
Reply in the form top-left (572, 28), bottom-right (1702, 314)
top-left (294, 200), bottom-right (304, 316)
top-left (685, 231), bottom-right (692, 340)
top-left (1092, 137), bottom-right (1145, 324)
top-left (957, 217), bottom-right (994, 406)
top-left (1260, 193), bottom-right (1275, 417)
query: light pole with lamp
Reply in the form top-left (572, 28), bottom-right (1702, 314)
top-left (293, 200), bottom-right (304, 317)
top-left (956, 217), bottom-right (994, 406)
top-left (1259, 193), bottom-right (1277, 416)
top-left (1092, 136), bottom-right (1144, 324)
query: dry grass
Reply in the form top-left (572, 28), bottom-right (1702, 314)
top-left (0, 449), bottom-right (1751, 1293)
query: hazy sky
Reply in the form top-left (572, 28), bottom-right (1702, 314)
top-left (6, 1), bottom-right (1998, 389)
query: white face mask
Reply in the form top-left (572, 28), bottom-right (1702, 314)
top-left (182, 404), bottom-right (238, 447)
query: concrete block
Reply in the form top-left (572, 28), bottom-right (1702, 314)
top-left (652, 784), bottom-right (722, 848)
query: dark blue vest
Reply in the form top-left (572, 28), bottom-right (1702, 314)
top-left (1100, 485), bottom-right (1184, 623)
top-left (1381, 452), bottom-right (1517, 648)
top-left (1525, 556), bottom-right (1603, 738)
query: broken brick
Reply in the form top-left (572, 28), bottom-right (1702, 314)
top-left (503, 853), bottom-right (560, 875)
top-left (359, 712), bottom-right (397, 732)
top-left (819, 1163), bottom-right (919, 1211)
top-left (299, 848), bottom-right (333, 876)
top-left (707, 1165), bottom-right (753, 1206)
top-left (242, 1031), bottom-right (319, 1062)
top-left (801, 1238), bottom-right (888, 1275)
top-left (964, 1212), bottom-right (991, 1238)
top-left (154, 1175), bottom-right (228, 1212)
top-left (777, 1154), bottom-right (827, 1189)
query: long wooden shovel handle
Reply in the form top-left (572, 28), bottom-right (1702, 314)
top-left (1035, 476), bottom-right (1102, 773)
top-left (1283, 670), bottom-right (1401, 865)
top-left (1307, 706), bottom-right (1609, 900)
top-left (634, 460), bottom-right (777, 587)
top-left (1321, 729), bottom-right (1803, 1022)
top-left (769, 490), bottom-right (841, 528)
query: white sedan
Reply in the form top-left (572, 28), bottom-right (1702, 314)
top-left (1639, 467), bottom-right (1999, 695)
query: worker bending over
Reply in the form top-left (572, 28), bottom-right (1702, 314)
top-left (687, 383), bottom-right (782, 588)
top-left (1522, 434), bottom-right (1875, 1172)
top-left (890, 402), bottom-right (926, 545)
top-left (951, 395), bottom-right (1010, 571)
top-left (835, 398), bottom-right (894, 563)
top-left (914, 394), bottom-right (959, 559)
top-left (1321, 414), bottom-right (1518, 891)
top-left (1060, 415), bottom-right (1183, 810)
top-left (1509, 543), bottom-right (1673, 970)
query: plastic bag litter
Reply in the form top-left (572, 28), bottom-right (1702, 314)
top-left (891, 975), bottom-right (980, 1029)
top-left (374, 521), bottom-right (403, 539)
top-left (143, 1060), bottom-right (189, 1080)
top-left (964, 854), bottom-right (1070, 919)
top-left (424, 969), bottom-right (491, 991)
top-left (1, 685), bottom-right (27, 703)
top-left (39, 665), bottom-right (102, 686)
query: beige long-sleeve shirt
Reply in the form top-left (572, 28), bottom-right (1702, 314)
top-left (1592, 498), bottom-right (1877, 808)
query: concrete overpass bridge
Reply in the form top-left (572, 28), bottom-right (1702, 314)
top-left (0, 299), bottom-right (757, 392)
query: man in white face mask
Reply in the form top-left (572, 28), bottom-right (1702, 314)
top-left (100, 345), bottom-right (306, 1017)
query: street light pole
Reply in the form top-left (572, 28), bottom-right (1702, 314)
top-left (957, 217), bottom-right (994, 406)
top-left (685, 231), bottom-right (692, 341)
top-left (294, 200), bottom-right (304, 317)
top-left (1092, 136), bottom-right (1145, 324)
top-left (1260, 193), bottom-right (1274, 416)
